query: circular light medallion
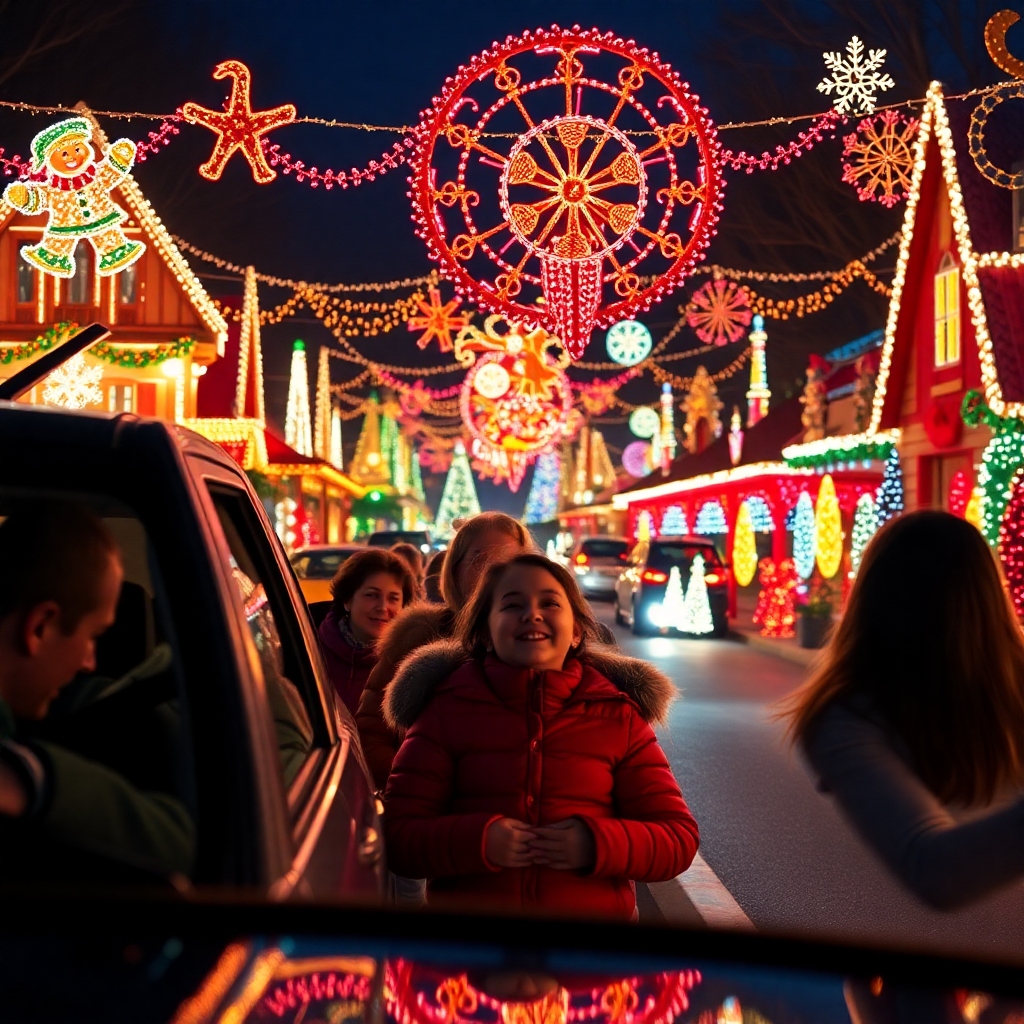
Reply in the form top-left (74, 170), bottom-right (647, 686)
top-left (473, 361), bottom-right (512, 399)
top-left (622, 440), bottom-right (653, 478)
top-left (629, 405), bottom-right (661, 438)
top-left (606, 320), bottom-right (653, 366)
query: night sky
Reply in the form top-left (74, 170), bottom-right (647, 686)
top-left (0, 0), bottom-right (1009, 514)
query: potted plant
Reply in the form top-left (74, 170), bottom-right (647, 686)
top-left (796, 571), bottom-right (837, 649)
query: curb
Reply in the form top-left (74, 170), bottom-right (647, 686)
top-left (730, 629), bottom-right (819, 668)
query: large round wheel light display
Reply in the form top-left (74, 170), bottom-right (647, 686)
top-left (629, 405), bottom-right (660, 438)
top-left (409, 26), bottom-right (724, 361)
top-left (457, 318), bottom-right (573, 492)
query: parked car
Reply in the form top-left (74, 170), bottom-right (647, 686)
top-left (290, 544), bottom-right (365, 604)
top-left (367, 530), bottom-right (432, 554)
top-left (571, 536), bottom-right (630, 600)
top-left (0, 329), bottom-right (384, 897)
top-left (614, 535), bottom-right (729, 636)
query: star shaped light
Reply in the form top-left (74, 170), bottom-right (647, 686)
top-left (182, 60), bottom-right (296, 184)
top-left (407, 286), bottom-right (469, 352)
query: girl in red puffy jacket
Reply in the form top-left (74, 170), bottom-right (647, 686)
top-left (382, 552), bottom-right (699, 919)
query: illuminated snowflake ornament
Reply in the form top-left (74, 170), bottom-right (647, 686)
top-left (817, 36), bottom-right (894, 116)
top-left (686, 279), bottom-right (752, 346)
top-left (606, 320), bottom-right (653, 366)
top-left (841, 110), bottom-right (918, 207)
top-left (42, 353), bottom-right (103, 409)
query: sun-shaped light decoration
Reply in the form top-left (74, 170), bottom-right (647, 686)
top-left (409, 26), bottom-right (724, 361)
top-left (841, 109), bottom-right (918, 207)
top-left (455, 316), bottom-right (573, 491)
top-left (407, 285), bottom-right (470, 352)
top-left (686, 279), bottom-right (752, 346)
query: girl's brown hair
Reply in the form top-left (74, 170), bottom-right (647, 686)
top-left (329, 548), bottom-right (414, 616)
top-left (441, 512), bottom-right (532, 608)
top-left (781, 510), bottom-right (1024, 805)
top-left (456, 552), bottom-right (604, 661)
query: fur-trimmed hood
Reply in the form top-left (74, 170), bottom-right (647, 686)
top-left (369, 601), bottom-right (455, 690)
top-left (384, 639), bottom-right (677, 731)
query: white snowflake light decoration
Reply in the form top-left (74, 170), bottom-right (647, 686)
top-left (817, 36), bottom-right (895, 116)
top-left (605, 320), bottom-right (653, 367)
top-left (42, 353), bottom-right (104, 409)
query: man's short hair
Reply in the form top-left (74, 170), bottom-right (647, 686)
top-left (0, 502), bottom-right (119, 633)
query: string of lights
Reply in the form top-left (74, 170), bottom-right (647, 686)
top-left (720, 110), bottom-right (842, 172)
top-left (648, 347), bottom-right (752, 389)
top-left (747, 261), bottom-right (891, 319)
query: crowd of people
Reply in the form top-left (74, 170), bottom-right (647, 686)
top-left (3, 500), bottom-right (1024, 917)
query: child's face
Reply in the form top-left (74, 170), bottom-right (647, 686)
top-left (487, 564), bottom-right (581, 672)
top-left (48, 139), bottom-right (93, 175)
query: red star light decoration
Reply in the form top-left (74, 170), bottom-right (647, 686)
top-left (182, 60), bottom-right (297, 184)
top-left (407, 287), bottom-right (469, 352)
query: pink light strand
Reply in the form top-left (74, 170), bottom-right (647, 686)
top-left (720, 111), bottom-right (844, 173)
top-left (135, 113), bottom-right (183, 161)
top-left (262, 134), bottom-right (416, 189)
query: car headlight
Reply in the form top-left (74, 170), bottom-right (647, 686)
top-left (574, 565), bottom-right (589, 575)
top-left (648, 603), bottom-right (664, 627)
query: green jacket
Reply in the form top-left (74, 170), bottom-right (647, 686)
top-left (0, 698), bottom-right (195, 879)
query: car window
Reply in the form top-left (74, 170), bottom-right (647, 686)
top-left (206, 487), bottom-right (317, 790)
top-left (648, 542), bottom-right (723, 571)
top-left (291, 549), bottom-right (355, 580)
top-left (581, 539), bottom-right (628, 560)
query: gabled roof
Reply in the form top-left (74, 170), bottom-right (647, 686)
top-left (871, 82), bottom-right (1024, 425)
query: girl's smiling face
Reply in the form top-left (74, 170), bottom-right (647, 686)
top-left (344, 571), bottom-right (405, 643)
top-left (487, 564), bottom-right (581, 672)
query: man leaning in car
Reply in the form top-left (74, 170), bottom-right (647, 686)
top-left (0, 501), bottom-right (193, 881)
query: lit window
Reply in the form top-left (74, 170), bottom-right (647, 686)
top-left (934, 253), bottom-right (961, 367)
top-left (107, 385), bottom-right (135, 413)
top-left (16, 260), bottom-right (34, 304)
top-left (67, 246), bottom-right (91, 305)
top-left (119, 264), bottom-right (137, 305)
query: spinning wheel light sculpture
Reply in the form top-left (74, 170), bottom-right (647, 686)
top-left (409, 26), bottom-right (724, 360)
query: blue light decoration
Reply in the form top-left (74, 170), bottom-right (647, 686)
top-left (793, 492), bottom-right (816, 580)
top-left (785, 505), bottom-right (799, 531)
top-left (851, 493), bottom-right (877, 575)
top-left (523, 449), bottom-right (561, 524)
top-left (694, 499), bottom-right (728, 535)
top-left (875, 447), bottom-right (905, 527)
top-left (606, 319), bottom-right (653, 366)
top-left (660, 504), bottom-right (689, 535)
top-left (744, 495), bottom-right (775, 532)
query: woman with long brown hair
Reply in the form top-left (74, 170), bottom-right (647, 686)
top-left (781, 510), bottom-right (1024, 909)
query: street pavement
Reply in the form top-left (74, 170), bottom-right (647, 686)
top-left (592, 601), bottom-right (1024, 964)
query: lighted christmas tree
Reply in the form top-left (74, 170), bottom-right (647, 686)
top-left (350, 393), bottom-right (389, 486)
top-left (681, 554), bottom-right (715, 635)
top-left (753, 558), bottom-right (798, 638)
top-left (313, 346), bottom-right (332, 460)
top-left (285, 340), bottom-right (313, 456)
top-left (793, 492), bottom-right (816, 580)
top-left (589, 429), bottom-right (616, 493)
top-left (435, 440), bottom-right (481, 538)
top-left (660, 505), bottom-right (688, 535)
top-left (409, 442), bottom-right (426, 504)
top-left (524, 449), bottom-right (561, 524)
top-left (814, 474), bottom-right (843, 579)
top-left (875, 447), bottom-right (905, 527)
top-left (850, 493), bottom-right (877, 575)
top-left (999, 468), bottom-right (1024, 616)
top-left (329, 409), bottom-right (343, 470)
top-left (733, 501), bottom-right (758, 587)
top-left (380, 408), bottom-right (402, 490)
top-left (659, 566), bottom-right (687, 630)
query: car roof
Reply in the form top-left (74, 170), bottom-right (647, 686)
top-left (579, 536), bottom-right (628, 545)
top-left (291, 544), bottom-right (365, 554)
top-left (651, 534), bottom-right (717, 544)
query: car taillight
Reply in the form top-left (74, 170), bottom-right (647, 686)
top-left (704, 572), bottom-right (724, 586)
top-left (575, 553), bottom-right (589, 565)
top-left (641, 569), bottom-right (668, 584)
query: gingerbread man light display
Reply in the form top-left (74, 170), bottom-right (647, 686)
top-left (2, 117), bottom-right (145, 279)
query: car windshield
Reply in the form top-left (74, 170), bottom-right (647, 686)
top-left (291, 548), bottom-right (355, 579)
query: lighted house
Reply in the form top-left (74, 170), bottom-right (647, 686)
top-left (0, 123), bottom-right (227, 415)
top-left (861, 82), bottom-right (1024, 510)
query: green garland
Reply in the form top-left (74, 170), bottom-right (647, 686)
top-left (961, 389), bottom-right (1024, 546)
top-left (784, 438), bottom-right (895, 470)
top-left (0, 323), bottom-right (197, 369)
top-left (0, 322), bottom-right (75, 365)
top-left (92, 336), bottom-right (196, 368)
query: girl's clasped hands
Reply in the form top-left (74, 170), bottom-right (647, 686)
top-left (485, 817), bottom-right (595, 871)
